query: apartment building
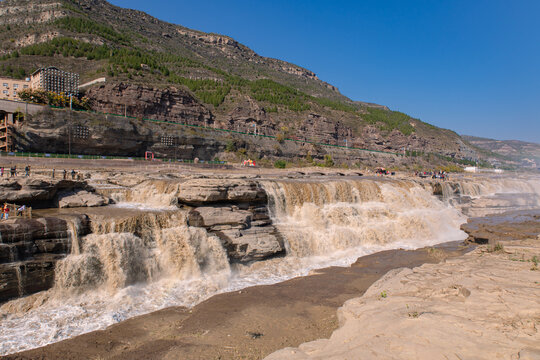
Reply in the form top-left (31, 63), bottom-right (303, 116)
top-left (0, 66), bottom-right (80, 101)
top-left (0, 77), bottom-right (31, 100)
top-left (31, 66), bottom-right (79, 96)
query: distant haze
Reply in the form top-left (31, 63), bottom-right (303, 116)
top-left (109, 0), bottom-right (540, 143)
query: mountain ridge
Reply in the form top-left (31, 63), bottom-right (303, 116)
top-left (0, 0), bottom-right (500, 166)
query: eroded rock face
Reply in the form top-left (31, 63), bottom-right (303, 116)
top-left (216, 227), bottom-right (284, 263)
top-left (461, 209), bottom-right (540, 244)
top-left (178, 179), bottom-right (267, 205)
top-left (188, 207), bottom-right (251, 228)
top-left (57, 190), bottom-right (109, 208)
top-left (183, 179), bottom-right (284, 263)
top-left (87, 83), bottom-right (212, 125)
top-left (0, 178), bottom-right (90, 208)
top-left (0, 214), bottom-right (91, 302)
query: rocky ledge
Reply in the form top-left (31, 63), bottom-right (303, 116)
top-left (181, 179), bottom-right (284, 263)
top-left (461, 209), bottom-right (540, 244)
top-left (0, 214), bottom-right (91, 302)
top-left (0, 178), bottom-right (109, 208)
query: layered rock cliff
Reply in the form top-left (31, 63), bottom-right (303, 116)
top-left (0, 0), bottom-right (483, 163)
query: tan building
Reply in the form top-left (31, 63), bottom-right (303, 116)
top-left (0, 77), bottom-right (31, 100)
top-left (0, 66), bottom-right (80, 101)
top-left (31, 66), bottom-right (79, 96)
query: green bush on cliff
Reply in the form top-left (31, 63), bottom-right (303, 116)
top-left (274, 160), bottom-right (287, 168)
top-left (169, 76), bottom-right (231, 107)
top-left (249, 79), bottom-right (310, 112)
top-left (54, 17), bottom-right (130, 45)
top-left (0, 64), bottom-right (27, 79)
top-left (324, 154), bottom-right (334, 167)
top-left (362, 108), bottom-right (415, 136)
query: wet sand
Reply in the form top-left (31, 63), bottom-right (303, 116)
top-left (4, 243), bottom-right (470, 360)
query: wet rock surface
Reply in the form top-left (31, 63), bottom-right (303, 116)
top-left (461, 209), bottom-right (540, 244)
top-left (184, 180), bottom-right (284, 263)
top-left (0, 215), bottom-right (91, 302)
top-left (57, 189), bottom-right (109, 208)
top-left (178, 179), bottom-right (267, 205)
top-left (0, 178), bottom-right (92, 208)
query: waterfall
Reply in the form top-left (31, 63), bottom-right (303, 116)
top-left (262, 179), bottom-right (467, 258)
top-left (2, 174), bottom-right (539, 356)
top-left (14, 266), bottom-right (24, 298)
top-left (65, 218), bottom-right (82, 255)
top-left (446, 176), bottom-right (540, 216)
top-left (54, 215), bottom-right (229, 293)
top-left (111, 180), bottom-right (183, 208)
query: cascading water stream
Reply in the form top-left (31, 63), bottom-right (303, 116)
top-left (1, 175), bottom-right (538, 355)
top-left (262, 179), bottom-right (467, 260)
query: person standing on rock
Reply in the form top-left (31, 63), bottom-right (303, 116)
top-left (10, 166), bottom-right (16, 177)
top-left (16, 204), bottom-right (26, 217)
top-left (25, 165), bottom-right (30, 177)
top-left (0, 167), bottom-right (3, 177)
top-left (71, 169), bottom-right (76, 180)
top-left (2, 203), bottom-right (9, 220)
top-left (63, 169), bottom-right (67, 180)
top-left (52, 168), bottom-right (55, 179)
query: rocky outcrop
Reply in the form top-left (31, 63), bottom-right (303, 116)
top-left (0, 178), bottom-right (109, 209)
top-left (216, 227), bottom-right (284, 263)
top-left (184, 180), bottom-right (284, 263)
top-left (86, 83), bottom-right (212, 126)
top-left (461, 209), bottom-right (540, 244)
top-left (0, 178), bottom-right (90, 208)
top-left (178, 179), bottom-right (267, 205)
top-left (297, 113), bottom-right (352, 145)
top-left (188, 206), bottom-right (251, 228)
top-left (0, 214), bottom-right (91, 302)
top-left (57, 189), bottom-right (108, 208)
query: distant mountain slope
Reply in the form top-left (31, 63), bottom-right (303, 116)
top-left (0, 0), bottom-right (480, 161)
top-left (462, 135), bottom-right (540, 168)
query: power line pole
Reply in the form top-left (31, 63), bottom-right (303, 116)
top-left (68, 94), bottom-right (72, 156)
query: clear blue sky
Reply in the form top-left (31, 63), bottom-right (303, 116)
top-left (108, 0), bottom-right (540, 143)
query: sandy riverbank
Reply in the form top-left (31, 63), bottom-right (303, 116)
top-left (266, 238), bottom-right (540, 360)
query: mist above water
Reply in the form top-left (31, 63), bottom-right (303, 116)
top-left (1, 175), bottom-right (539, 355)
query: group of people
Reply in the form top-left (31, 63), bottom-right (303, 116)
top-left (0, 165), bottom-right (80, 180)
top-left (51, 169), bottom-right (78, 180)
top-left (415, 170), bottom-right (448, 180)
top-left (0, 203), bottom-right (27, 220)
top-left (0, 165), bottom-right (31, 177)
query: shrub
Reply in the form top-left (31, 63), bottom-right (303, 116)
top-left (324, 154), bottom-right (334, 167)
top-left (362, 108), bottom-right (415, 136)
top-left (225, 139), bottom-right (236, 152)
top-left (17, 88), bottom-right (91, 110)
top-left (274, 160), bottom-right (287, 169)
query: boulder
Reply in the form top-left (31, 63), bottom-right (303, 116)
top-left (57, 190), bottom-right (109, 208)
top-left (179, 179), bottom-right (266, 205)
top-left (216, 227), bottom-right (284, 263)
top-left (188, 206), bottom-right (251, 228)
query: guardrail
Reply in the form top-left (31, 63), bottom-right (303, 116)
top-left (44, 102), bottom-right (403, 156)
top-left (0, 151), bottom-right (228, 165)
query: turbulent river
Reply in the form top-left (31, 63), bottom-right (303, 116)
top-left (1, 174), bottom-right (539, 355)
